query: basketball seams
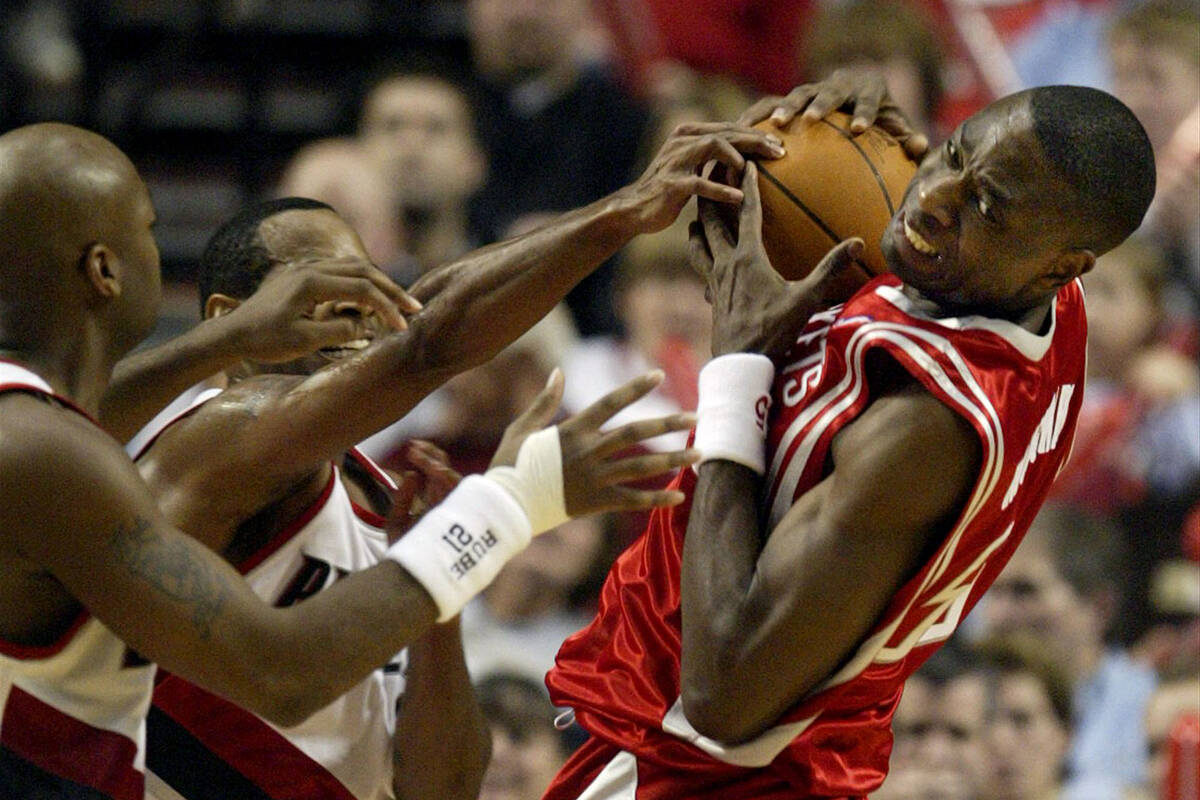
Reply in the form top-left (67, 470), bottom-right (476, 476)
top-left (752, 112), bottom-right (916, 279)
top-left (817, 118), bottom-right (900, 217)
top-left (757, 165), bottom-right (844, 248)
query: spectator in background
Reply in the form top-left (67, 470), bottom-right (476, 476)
top-left (1134, 549), bottom-right (1200, 679)
top-left (1052, 236), bottom-right (1200, 515)
top-left (798, 0), bottom-right (946, 140)
top-left (561, 215), bottom-right (710, 455)
top-left (477, 673), bottom-right (577, 800)
top-left (464, 0), bottom-right (650, 335)
top-left (1053, 236), bottom-right (1199, 653)
top-left (976, 636), bottom-right (1076, 800)
top-left (276, 137), bottom-right (405, 272)
top-left (1129, 675), bottom-right (1200, 800)
top-left (461, 512), bottom-right (620, 685)
top-left (358, 64), bottom-right (486, 281)
top-left (875, 642), bottom-right (990, 800)
top-left (595, 0), bottom-right (812, 98)
top-left (635, 60), bottom-right (752, 166)
top-left (1108, 0), bottom-right (1200, 328)
top-left (981, 504), bottom-right (1157, 797)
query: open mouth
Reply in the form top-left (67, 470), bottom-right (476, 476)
top-left (318, 338), bottom-right (372, 358)
top-left (903, 218), bottom-right (939, 256)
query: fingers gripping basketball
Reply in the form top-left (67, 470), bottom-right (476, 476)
top-left (754, 111), bottom-right (917, 281)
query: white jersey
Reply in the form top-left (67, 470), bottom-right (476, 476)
top-left (137, 392), bottom-right (405, 800)
top-left (0, 360), bottom-right (158, 800)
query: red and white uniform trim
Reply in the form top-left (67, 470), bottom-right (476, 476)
top-left (0, 360), bottom-right (156, 800)
top-left (544, 275), bottom-right (1087, 799)
top-left (138, 391), bottom-right (405, 800)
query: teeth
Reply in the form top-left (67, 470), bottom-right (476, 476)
top-left (904, 220), bottom-right (938, 256)
top-left (320, 338), bottom-right (371, 353)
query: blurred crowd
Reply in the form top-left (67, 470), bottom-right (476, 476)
top-left (3, 0), bottom-right (1195, 798)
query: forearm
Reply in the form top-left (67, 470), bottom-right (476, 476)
top-left (679, 461), bottom-right (769, 733)
top-left (405, 193), bottom-right (642, 372)
top-left (101, 316), bottom-right (241, 442)
top-left (139, 558), bottom-right (443, 729)
top-left (392, 618), bottom-right (490, 800)
top-left (239, 561), bottom-right (441, 724)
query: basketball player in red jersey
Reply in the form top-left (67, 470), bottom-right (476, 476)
top-left (0, 114), bottom-right (783, 798)
top-left (543, 84), bottom-right (1157, 798)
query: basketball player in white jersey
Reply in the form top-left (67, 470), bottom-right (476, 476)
top-left (135, 198), bottom-right (563, 800)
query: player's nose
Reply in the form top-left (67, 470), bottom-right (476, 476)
top-left (914, 175), bottom-right (958, 230)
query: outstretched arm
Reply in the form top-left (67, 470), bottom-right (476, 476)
top-left (3, 373), bottom-right (694, 729)
top-left (676, 166), bottom-right (980, 743)
top-left (139, 124), bottom-right (782, 515)
top-left (401, 122), bottom-right (780, 374)
top-left (100, 258), bottom-right (417, 443)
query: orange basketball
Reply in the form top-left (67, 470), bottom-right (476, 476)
top-left (754, 112), bottom-right (917, 281)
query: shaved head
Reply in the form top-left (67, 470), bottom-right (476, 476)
top-left (0, 123), bottom-right (160, 362)
top-left (0, 124), bottom-right (141, 278)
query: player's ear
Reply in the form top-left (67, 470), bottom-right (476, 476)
top-left (80, 242), bottom-right (122, 300)
top-left (1043, 248), bottom-right (1095, 291)
top-left (204, 293), bottom-right (242, 320)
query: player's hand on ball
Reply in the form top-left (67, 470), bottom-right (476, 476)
top-left (693, 161), bottom-right (866, 362)
top-left (738, 67), bottom-right (928, 160)
top-left (617, 122), bottom-right (786, 234)
top-left (492, 370), bottom-right (698, 515)
top-left (224, 256), bottom-right (420, 364)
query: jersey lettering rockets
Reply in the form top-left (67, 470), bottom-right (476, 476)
top-left (545, 276), bottom-right (1087, 798)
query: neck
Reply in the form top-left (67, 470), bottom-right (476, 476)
top-left (0, 318), bottom-right (115, 414)
top-left (901, 285), bottom-right (1055, 331)
top-left (1066, 638), bottom-right (1103, 684)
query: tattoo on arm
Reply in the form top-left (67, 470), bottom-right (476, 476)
top-left (107, 516), bottom-right (228, 638)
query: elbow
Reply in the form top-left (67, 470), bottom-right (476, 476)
top-left (253, 689), bottom-right (322, 729)
top-left (393, 727), bottom-right (492, 800)
top-left (679, 675), bottom-right (762, 746)
top-left (239, 671), bottom-right (330, 728)
top-left (403, 311), bottom-right (490, 378)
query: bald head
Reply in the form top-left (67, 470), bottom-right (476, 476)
top-left (0, 123), bottom-right (160, 357)
top-left (0, 123), bottom-right (146, 278)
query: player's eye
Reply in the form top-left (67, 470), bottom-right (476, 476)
top-left (945, 140), bottom-right (962, 169)
top-left (977, 195), bottom-right (993, 220)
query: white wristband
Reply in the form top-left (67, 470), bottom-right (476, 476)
top-left (485, 426), bottom-right (570, 535)
top-left (694, 353), bottom-right (775, 474)
top-left (386, 475), bottom-right (532, 622)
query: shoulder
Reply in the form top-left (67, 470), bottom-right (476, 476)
top-left (143, 374), bottom-right (303, 448)
top-left (837, 367), bottom-right (978, 461)
top-left (0, 396), bottom-right (148, 545)
top-left (0, 393), bottom-right (122, 477)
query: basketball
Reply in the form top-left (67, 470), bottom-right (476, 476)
top-left (754, 111), bottom-right (917, 281)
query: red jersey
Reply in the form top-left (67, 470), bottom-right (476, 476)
top-left (545, 276), bottom-right (1087, 799)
